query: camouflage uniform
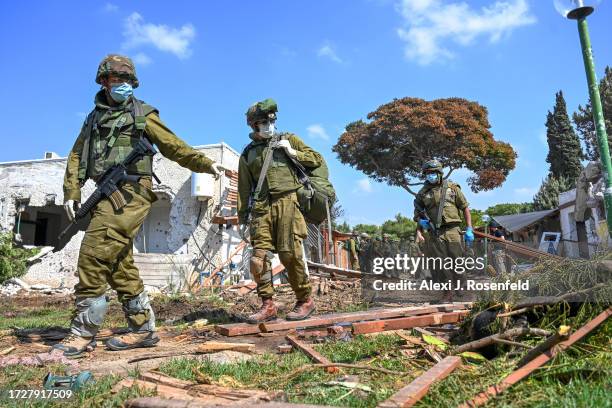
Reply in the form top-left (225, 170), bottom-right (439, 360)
top-left (58, 55), bottom-right (217, 354)
top-left (414, 179), bottom-right (469, 283)
top-left (348, 234), bottom-right (360, 271)
top-left (238, 101), bottom-right (323, 306)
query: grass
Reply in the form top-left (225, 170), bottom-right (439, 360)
top-left (0, 308), bottom-right (72, 331)
top-left (0, 364), bottom-right (152, 408)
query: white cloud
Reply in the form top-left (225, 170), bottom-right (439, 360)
top-left (317, 42), bottom-right (343, 63)
top-left (306, 124), bottom-right (330, 140)
top-left (104, 3), bottom-right (118, 12)
top-left (132, 52), bottom-right (152, 66)
top-left (354, 178), bottom-right (374, 194)
top-left (122, 12), bottom-right (195, 59)
top-left (514, 186), bottom-right (537, 196)
top-left (396, 0), bottom-right (536, 65)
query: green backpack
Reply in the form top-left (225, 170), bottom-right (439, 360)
top-left (287, 152), bottom-right (336, 225)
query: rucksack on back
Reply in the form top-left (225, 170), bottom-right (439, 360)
top-left (294, 154), bottom-right (336, 225)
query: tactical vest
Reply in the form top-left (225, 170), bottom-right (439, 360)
top-left (417, 181), bottom-right (463, 226)
top-left (78, 98), bottom-right (158, 182)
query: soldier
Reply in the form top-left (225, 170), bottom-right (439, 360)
top-left (358, 232), bottom-right (370, 273)
top-left (413, 160), bottom-right (473, 301)
top-left (54, 55), bottom-right (223, 357)
top-left (238, 99), bottom-right (323, 323)
top-left (348, 231), bottom-right (361, 271)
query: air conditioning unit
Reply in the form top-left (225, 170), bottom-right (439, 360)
top-left (44, 152), bottom-right (59, 159)
top-left (191, 172), bottom-right (215, 200)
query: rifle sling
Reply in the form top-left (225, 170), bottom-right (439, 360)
top-left (434, 179), bottom-right (448, 230)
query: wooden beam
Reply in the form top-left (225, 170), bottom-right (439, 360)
top-left (473, 230), bottom-right (562, 260)
top-left (196, 341), bottom-right (256, 354)
top-left (378, 356), bottom-right (462, 407)
top-left (286, 334), bottom-right (338, 373)
top-left (352, 311), bottom-right (469, 335)
top-left (459, 308), bottom-right (611, 408)
top-left (259, 304), bottom-right (468, 334)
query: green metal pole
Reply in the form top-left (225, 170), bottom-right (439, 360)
top-left (577, 17), bottom-right (612, 238)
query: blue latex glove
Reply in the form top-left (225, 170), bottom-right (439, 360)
top-left (418, 219), bottom-right (431, 230)
top-left (465, 226), bottom-right (474, 245)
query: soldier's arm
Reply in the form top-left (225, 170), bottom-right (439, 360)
top-left (63, 123), bottom-right (87, 202)
top-left (413, 196), bottom-right (424, 222)
top-left (454, 185), bottom-right (472, 227)
top-left (145, 113), bottom-right (215, 174)
top-left (287, 134), bottom-right (322, 168)
top-left (237, 155), bottom-right (252, 224)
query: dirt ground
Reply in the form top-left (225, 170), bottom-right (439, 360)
top-left (0, 278), bottom-right (366, 377)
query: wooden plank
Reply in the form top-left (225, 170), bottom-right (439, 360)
top-left (286, 334), bottom-right (338, 373)
top-left (215, 322), bottom-right (262, 336)
top-left (196, 341), bottom-right (255, 353)
top-left (259, 304), bottom-right (467, 333)
top-left (378, 356), bottom-right (462, 407)
top-left (473, 230), bottom-right (562, 260)
top-left (459, 308), bottom-right (612, 408)
top-left (352, 311), bottom-right (469, 335)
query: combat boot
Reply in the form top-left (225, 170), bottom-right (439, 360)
top-left (246, 298), bottom-right (278, 324)
top-left (286, 297), bottom-right (315, 321)
top-left (105, 331), bottom-right (159, 351)
top-left (51, 333), bottom-right (96, 358)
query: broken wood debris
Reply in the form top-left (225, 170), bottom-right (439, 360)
top-left (0, 346), bottom-right (16, 356)
top-left (216, 304), bottom-right (468, 337)
top-left (378, 356), bottom-right (462, 408)
top-left (286, 334), bottom-right (338, 373)
top-left (196, 341), bottom-right (256, 354)
top-left (351, 311), bottom-right (469, 335)
top-left (459, 308), bottom-right (611, 407)
top-left (452, 327), bottom-right (552, 355)
top-left (113, 370), bottom-right (281, 405)
top-left (125, 397), bottom-right (336, 408)
top-left (516, 325), bottom-right (571, 368)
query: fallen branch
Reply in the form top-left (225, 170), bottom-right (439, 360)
top-left (0, 346), bottom-right (16, 356)
top-left (453, 328), bottom-right (551, 354)
top-left (516, 326), bottom-right (571, 368)
top-left (496, 307), bottom-right (533, 318)
top-left (459, 308), bottom-right (611, 407)
top-left (290, 363), bottom-right (408, 377)
top-left (128, 351), bottom-right (198, 364)
top-left (491, 338), bottom-right (531, 349)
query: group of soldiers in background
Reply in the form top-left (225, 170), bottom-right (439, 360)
top-left (346, 232), bottom-right (422, 274)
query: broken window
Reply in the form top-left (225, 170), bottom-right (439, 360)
top-left (13, 200), bottom-right (71, 247)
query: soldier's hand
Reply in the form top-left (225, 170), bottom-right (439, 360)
top-left (416, 230), bottom-right (425, 243)
top-left (277, 140), bottom-right (297, 157)
top-left (64, 200), bottom-right (81, 221)
top-left (210, 163), bottom-right (225, 179)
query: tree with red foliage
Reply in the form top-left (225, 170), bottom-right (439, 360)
top-left (333, 97), bottom-right (516, 195)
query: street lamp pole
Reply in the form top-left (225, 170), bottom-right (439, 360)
top-left (565, 2), bottom-right (612, 237)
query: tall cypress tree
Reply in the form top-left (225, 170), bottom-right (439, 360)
top-left (545, 91), bottom-right (584, 187)
top-left (573, 66), bottom-right (612, 160)
top-left (533, 175), bottom-right (573, 211)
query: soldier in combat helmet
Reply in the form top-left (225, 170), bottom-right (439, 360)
top-left (53, 55), bottom-right (224, 357)
top-left (414, 159), bottom-right (474, 302)
top-left (238, 99), bottom-right (323, 323)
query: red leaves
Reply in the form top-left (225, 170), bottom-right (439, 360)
top-left (333, 97), bottom-right (516, 192)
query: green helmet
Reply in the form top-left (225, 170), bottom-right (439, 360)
top-left (246, 98), bottom-right (278, 127)
top-left (96, 54), bottom-right (139, 88)
top-left (422, 159), bottom-right (443, 174)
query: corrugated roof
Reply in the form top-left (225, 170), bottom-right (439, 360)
top-left (491, 209), bottom-right (558, 232)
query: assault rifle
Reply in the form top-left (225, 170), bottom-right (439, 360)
top-left (415, 205), bottom-right (438, 237)
top-left (57, 137), bottom-right (158, 243)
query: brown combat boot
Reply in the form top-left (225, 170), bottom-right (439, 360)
top-left (106, 331), bottom-right (159, 351)
top-left (246, 298), bottom-right (278, 324)
top-left (286, 298), bottom-right (316, 321)
top-left (51, 333), bottom-right (96, 358)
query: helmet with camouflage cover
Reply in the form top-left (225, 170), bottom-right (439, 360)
top-left (96, 54), bottom-right (139, 88)
top-left (246, 98), bottom-right (278, 128)
top-left (421, 159), bottom-right (443, 174)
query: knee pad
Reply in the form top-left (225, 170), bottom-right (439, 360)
top-left (72, 295), bottom-right (109, 337)
top-left (123, 291), bottom-right (155, 332)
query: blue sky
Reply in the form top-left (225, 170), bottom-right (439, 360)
top-left (2, 0), bottom-right (611, 226)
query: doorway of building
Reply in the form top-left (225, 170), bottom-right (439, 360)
top-left (135, 193), bottom-right (172, 253)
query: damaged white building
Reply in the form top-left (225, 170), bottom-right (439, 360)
top-left (0, 143), bottom-right (246, 292)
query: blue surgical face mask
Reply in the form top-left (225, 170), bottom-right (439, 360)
top-left (426, 173), bottom-right (439, 184)
top-left (109, 82), bottom-right (133, 103)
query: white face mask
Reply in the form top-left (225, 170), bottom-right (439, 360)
top-left (257, 121), bottom-right (276, 137)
